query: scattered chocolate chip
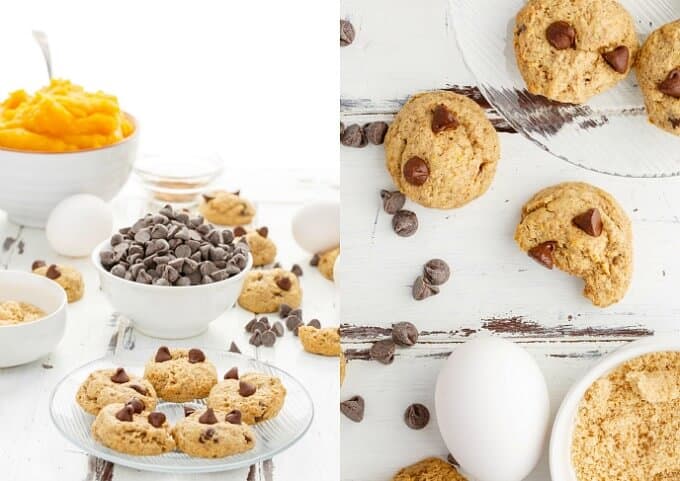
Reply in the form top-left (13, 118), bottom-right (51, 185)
top-left (404, 403), bottom-right (430, 430)
top-left (184, 406), bottom-right (196, 417)
top-left (31, 260), bottom-right (46, 270)
top-left (392, 322), bottom-right (419, 346)
top-left (602, 46), bottom-right (629, 74)
top-left (340, 395), bottom-right (364, 422)
top-left (272, 321), bottom-right (285, 337)
top-left (341, 124), bottom-right (367, 148)
top-left (148, 412), bottom-right (166, 428)
top-left (364, 121), bottom-right (389, 145)
top-left (110, 367), bottom-right (130, 384)
top-left (129, 384), bottom-right (148, 396)
top-left (256, 226), bottom-right (269, 238)
top-left (229, 341), bottom-right (241, 354)
top-left (370, 339), bottom-right (396, 364)
top-left (290, 308), bottom-right (302, 319)
top-left (245, 318), bottom-right (257, 333)
top-left (412, 275), bottom-right (439, 301)
top-left (340, 19), bottom-right (355, 47)
top-left (225, 410), bottom-right (242, 425)
top-left (276, 276), bottom-right (292, 291)
top-left (126, 397), bottom-right (145, 414)
top-left (293, 324), bottom-right (302, 336)
top-left (572, 208), bottom-right (603, 237)
top-left (46, 264), bottom-right (61, 279)
top-left (447, 454), bottom-right (459, 467)
top-left (249, 331), bottom-right (262, 347)
top-left (291, 264), bottom-right (303, 277)
top-left (188, 348), bottom-right (206, 363)
top-left (310, 254), bottom-right (320, 266)
top-left (252, 320), bottom-right (267, 333)
top-left (423, 259), bottom-right (450, 285)
top-left (402, 156), bottom-right (429, 186)
top-left (239, 381), bottom-right (257, 397)
top-left (224, 367), bottom-right (239, 380)
top-left (199, 428), bottom-right (216, 443)
top-left (308, 319), bottom-right (321, 329)
top-left (546, 21), bottom-right (575, 50)
top-left (380, 190), bottom-right (406, 215)
top-left (659, 69), bottom-right (680, 98)
top-left (261, 330), bottom-right (277, 347)
top-left (528, 241), bottom-right (558, 269)
top-left (279, 303), bottom-right (292, 318)
top-left (392, 210), bottom-right (418, 237)
top-left (115, 405), bottom-right (134, 422)
top-left (155, 346), bottom-right (172, 362)
top-left (431, 104), bottom-right (459, 133)
top-left (199, 408), bottom-right (218, 425)
top-left (285, 315), bottom-right (302, 331)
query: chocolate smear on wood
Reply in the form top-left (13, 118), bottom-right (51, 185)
top-left (87, 455), bottom-right (114, 481)
top-left (481, 316), bottom-right (653, 338)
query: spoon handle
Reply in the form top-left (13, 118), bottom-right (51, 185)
top-left (32, 30), bottom-right (53, 80)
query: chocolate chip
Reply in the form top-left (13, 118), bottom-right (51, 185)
top-left (233, 226), bottom-right (247, 237)
top-left (31, 260), bottom-right (46, 271)
top-left (252, 320), bottom-right (267, 333)
top-left (276, 276), bottom-right (292, 291)
top-left (341, 124), bottom-right (367, 148)
top-left (546, 21), bottom-right (575, 50)
top-left (431, 104), bottom-right (459, 133)
top-left (340, 19), bottom-right (355, 47)
top-left (370, 339), bottom-right (396, 364)
top-left (261, 330), bottom-right (276, 347)
top-left (392, 210), bottom-right (418, 237)
top-left (402, 156), bottom-right (429, 186)
top-left (249, 331), bottom-right (262, 347)
top-left (129, 384), bottom-right (148, 396)
top-left (155, 346), bottom-right (172, 362)
top-left (45, 264), bottom-right (61, 279)
top-left (310, 254), bottom-right (320, 266)
top-left (291, 264), bottom-right (303, 277)
top-left (115, 405), bottom-right (134, 422)
top-left (225, 409), bottom-right (242, 425)
top-left (659, 69), bottom-right (680, 98)
top-left (256, 226), bottom-right (269, 238)
top-left (602, 46), bottom-right (629, 74)
top-left (279, 303), bottom-right (292, 318)
top-left (184, 406), bottom-right (196, 417)
top-left (272, 321), bottom-right (285, 337)
top-left (380, 190), bottom-right (406, 215)
top-left (290, 308), bottom-right (302, 319)
top-left (528, 241), bottom-right (558, 269)
top-left (423, 259), bottom-right (450, 285)
top-left (285, 315), bottom-right (302, 331)
top-left (148, 412), bottom-right (166, 428)
top-left (224, 367), bottom-right (239, 380)
top-left (364, 121), bottom-right (389, 145)
top-left (245, 318), bottom-right (257, 333)
top-left (125, 397), bottom-right (145, 414)
top-left (110, 367), bottom-right (130, 383)
top-left (392, 322), bottom-right (419, 346)
top-left (572, 208), bottom-right (603, 237)
top-left (307, 319), bottom-right (321, 329)
top-left (187, 348), bottom-right (205, 364)
top-left (239, 381), bottom-right (257, 397)
top-left (199, 408), bottom-right (218, 424)
top-left (412, 275), bottom-right (439, 301)
top-left (404, 403), bottom-right (430, 429)
top-left (199, 428), bottom-right (216, 443)
top-left (229, 341), bottom-right (241, 354)
top-left (340, 395), bottom-right (364, 422)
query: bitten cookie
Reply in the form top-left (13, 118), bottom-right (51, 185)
top-left (393, 457), bottom-right (467, 481)
top-left (207, 372), bottom-right (286, 424)
top-left (238, 268), bottom-right (301, 313)
top-left (299, 326), bottom-right (341, 356)
top-left (32, 261), bottom-right (84, 303)
top-left (235, 227), bottom-right (277, 266)
top-left (514, 0), bottom-right (638, 104)
top-left (143, 347), bottom-right (218, 402)
top-left (317, 246), bottom-right (339, 281)
top-left (199, 191), bottom-right (256, 226)
top-left (514, 182), bottom-right (632, 307)
top-left (91, 402), bottom-right (175, 455)
top-left (173, 407), bottom-right (255, 458)
top-left (636, 20), bottom-right (680, 135)
top-left (384, 91), bottom-right (500, 209)
top-left (76, 368), bottom-right (157, 415)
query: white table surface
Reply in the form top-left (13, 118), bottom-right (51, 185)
top-left (340, 0), bottom-right (680, 480)
top-left (0, 166), bottom-right (339, 481)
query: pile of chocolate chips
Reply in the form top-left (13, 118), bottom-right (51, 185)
top-left (99, 205), bottom-right (249, 286)
top-left (412, 259), bottom-right (450, 301)
top-left (341, 121), bottom-right (389, 148)
top-left (245, 316), bottom-right (285, 347)
top-left (380, 190), bottom-right (418, 237)
top-left (279, 304), bottom-right (322, 336)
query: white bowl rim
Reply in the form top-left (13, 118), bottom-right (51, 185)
top-left (91, 238), bottom-right (253, 291)
top-left (0, 112), bottom-right (138, 155)
top-left (549, 334), bottom-right (680, 481)
top-left (0, 270), bottom-right (67, 329)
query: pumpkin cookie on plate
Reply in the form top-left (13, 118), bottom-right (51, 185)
top-left (173, 407), bottom-right (255, 458)
top-left (238, 268), bottom-right (301, 313)
top-left (76, 367), bottom-right (157, 415)
top-left (207, 371), bottom-right (286, 424)
top-left (143, 347), bottom-right (218, 402)
top-left (199, 191), bottom-right (256, 226)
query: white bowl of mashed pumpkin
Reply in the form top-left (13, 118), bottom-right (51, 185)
top-left (0, 79), bottom-right (138, 227)
top-left (0, 270), bottom-right (67, 367)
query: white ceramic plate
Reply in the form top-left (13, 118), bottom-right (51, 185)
top-left (448, 0), bottom-right (680, 177)
top-left (50, 349), bottom-right (314, 473)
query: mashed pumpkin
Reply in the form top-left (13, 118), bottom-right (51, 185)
top-left (0, 79), bottom-right (134, 152)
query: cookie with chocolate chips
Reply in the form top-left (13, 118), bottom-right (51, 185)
top-left (238, 268), bottom-right (302, 313)
top-left (514, 182), bottom-right (632, 307)
top-left (199, 190), bottom-right (256, 226)
top-left (32, 262), bottom-right (84, 302)
top-left (384, 91), bottom-right (500, 209)
top-left (173, 407), bottom-right (255, 458)
top-left (76, 368), bottom-right (158, 415)
top-left (143, 347), bottom-right (218, 402)
top-left (207, 372), bottom-right (286, 424)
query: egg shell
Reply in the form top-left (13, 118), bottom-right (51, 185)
top-left (291, 201), bottom-right (340, 254)
top-left (434, 336), bottom-right (549, 481)
top-left (46, 194), bottom-right (113, 257)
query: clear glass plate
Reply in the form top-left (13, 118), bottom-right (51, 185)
top-left (49, 349), bottom-right (314, 473)
top-left (448, 0), bottom-right (680, 177)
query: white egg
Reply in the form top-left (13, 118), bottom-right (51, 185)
top-left (291, 201), bottom-right (340, 254)
top-left (46, 194), bottom-right (113, 257)
top-left (435, 336), bottom-right (549, 481)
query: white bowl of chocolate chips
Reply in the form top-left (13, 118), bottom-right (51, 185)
top-left (92, 205), bottom-right (252, 339)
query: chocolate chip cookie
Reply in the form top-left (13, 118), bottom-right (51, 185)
top-left (76, 368), bottom-right (157, 415)
top-left (393, 457), bottom-right (466, 481)
top-left (299, 326), bottom-right (341, 356)
top-left (143, 347), bottom-right (218, 402)
top-left (384, 91), bottom-right (500, 209)
top-left (32, 262), bottom-right (84, 302)
top-left (636, 20), bottom-right (680, 135)
top-left (317, 246), bottom-right (339, 281)
top-left (235, 227), bottom-right (277, 266)
top-left (514, 182), bottom-right (632, 307)
top-left (238, 268), bottom-right (302, 313)
top-left (91, 402), bottom-right (175, 455)
top-left (173, 407), bottom-right (255, 458)
top-left (514, 0), bottom-right (638, 104)
top-left (207, 372), bottom-right (286, 424)
top-left (199, 191), bottom-right (256, 226)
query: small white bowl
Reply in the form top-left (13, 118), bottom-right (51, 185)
top-left (550, 334), bottom-right (680, 481)
top-left (0, 114), bottom-right (139, 228)
top-left (92, 240), bottom-right (252, 339)
top-left (0, 270), bottom-right (67, 367)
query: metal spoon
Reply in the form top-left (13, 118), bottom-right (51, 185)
top-left (32, 30), bottom-right (53, 80)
